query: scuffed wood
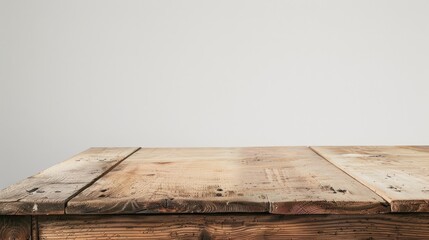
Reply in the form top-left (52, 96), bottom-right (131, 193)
top-left (0, 216), bottom-right (31, 240)
top-left (67, 147), bottom-right (388, 214)
top-left (312, 146), bottom-right (429, 212)
top-left (0, 147), bottom-right (139, 215)
top-left (38, 214), bottom-right (429, 240)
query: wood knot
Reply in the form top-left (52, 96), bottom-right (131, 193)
top-left (0, 216), bottom-right (30, 240)
top-left (199, 229), bottom-right (212, 240)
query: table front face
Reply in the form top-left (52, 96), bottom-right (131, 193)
top-left (1, 146), bottom-right (429, 216)
top-left (3, 214), bottom-right (429, 240)
top-left (33, 213), bottom-right (429, 240)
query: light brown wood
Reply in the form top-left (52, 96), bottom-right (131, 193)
top-left (2, 146), bottom-right (429, 239)
top-left (37, 214), bottom-right (429, 240)
top-left (66, 147), bottom-right (388, 214)
top-left (0, 216), bottom-right (31, 240)
top-left (312, 146), bottom-right (429, 212)
top-left (0, 147), bottom-right (139, 215)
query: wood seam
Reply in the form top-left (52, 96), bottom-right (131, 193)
top-left (309, 146), bottom-right (391, 209)
top-left (31, 216), bottom-right (39, 240)
top-left (63, 147), bottom-right (141, 214)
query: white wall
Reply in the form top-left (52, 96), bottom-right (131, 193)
top-left (1, 0), bottom-right (428, 189)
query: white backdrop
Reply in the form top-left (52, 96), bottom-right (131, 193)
top-left (1, 0), bottom-right (429, 189)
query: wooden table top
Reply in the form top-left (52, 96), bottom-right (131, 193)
top-left (1, 146), bottom-right (428, 215)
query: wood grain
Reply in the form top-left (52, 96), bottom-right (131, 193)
top-left (312, 146), bottom-right (429, 212)
top-left (38, 214), bottom-right (429, 240)
top-left (0, 216), bottom-right (31, 240)
top-left (67, 147), bottom-right (388, 214)
top-left (0, 147), bottom-right (139, 215)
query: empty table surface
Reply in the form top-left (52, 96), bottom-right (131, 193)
top-left (1, 146), bottom-right (429, 215)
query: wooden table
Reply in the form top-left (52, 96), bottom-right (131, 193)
top-left (1, 146), bottom-right (429, 239)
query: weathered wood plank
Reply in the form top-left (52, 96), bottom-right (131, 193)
top-left (0, 216), bottom-right (31, 240)
top-left (67, 147), bottom-right (388, 214)
top-left (0, 147), bottom-right (139, 215)
top-left (38, 214), bottom-right (429, 240)
top-left (312, 146), bottom-right (429, 212)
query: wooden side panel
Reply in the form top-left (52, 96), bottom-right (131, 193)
top-left (0, 216), bottom-right (31, 240)
top-left (67, 147), bottom-right (388, 214)
top-left (312, 146), bottom-right (429, 212)
top-left (0, 147), bottom-right (139, 215)
top-left (38, 214), bottom-right (429, 240)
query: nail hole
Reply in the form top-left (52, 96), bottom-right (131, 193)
top-left (26, 188), bottom-right (39, 193)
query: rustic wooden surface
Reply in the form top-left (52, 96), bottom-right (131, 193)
top-left (66, 147), bottom-right (388, 214)
top-left (0, 216), bottom-right (31, 240)
top-left (312, 146), bottom-right (429, 212)
top-left (2, 146), bottom-right (429, 239)
top-left (0, 147), bottom-right (139, 215)
top-left (37, 214), bottom-right (429, 240)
